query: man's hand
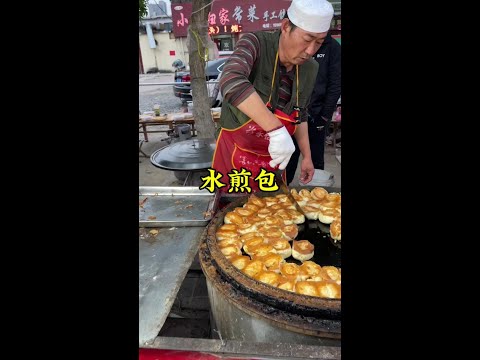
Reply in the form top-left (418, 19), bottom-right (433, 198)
top-left (267, 126), bottom-right (295, 170)
top-left (299, 157), bottom-right (315, 184)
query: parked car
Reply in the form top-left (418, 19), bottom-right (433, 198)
top-left (173, 57), bottom-right (229, 107)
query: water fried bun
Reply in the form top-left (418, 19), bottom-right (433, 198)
top-left (220, 245), bottom-right (242, 259)
top-left (299, 260), bottom-right (323, 278)
top-left (292, 240), bottom-right (314, 261)
top-left (242, 259), bottom-right (266, 278)
top-left (277, 276), bottom-right (295, 292)
top-left (317, 207), bottom-right (340, 224)
top-left (217, 239), bottom-right (242, 250)
top-left (218, 224), bottom-right (238, 232)
top-left (236, 222), bottom-right (258, 235)
top-left (295, 281), bottom-right (320, 297)
top-left (229, 255), bottom-right (251, 270)
top-left (267, 238), bottom-right (292, 259)
top-left (317, 281), bottom-right (341, 299)
top-left (310, 187), bottom-right (328, 201)
top-left (248, 194), bottom-right (266, 208)
top-left (330, 218), bottom-right (341, 241)
top-left (248, 244), bottom-right (277, 257)
top-left (280, 262), bottom-right (301, 281)
top-left (234, 207), bottom-right (254, 217)
top-left (224, 212), bottom-right (244, 225)
top-left (243, 203), bottom-right (260, 212)
top-left (263, 196), bottom-right (279, 207)
top-left (254, 270), bottom-right (281, 286)
top-left (287, 210), bottom-right (305, 224)
top-left (216, 229), bottom-right (240, 241)
top-left (321, 266), bottom-right (342, 284)
top-left (302, 205), bottom-right (320, 220)
top-left (281, 224), bottom-right (299, 240)
top-left (252, 253), bottom-right (284, 273)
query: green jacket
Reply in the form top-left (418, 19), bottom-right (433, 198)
top-left (219, 30), bottom-right (319, 131)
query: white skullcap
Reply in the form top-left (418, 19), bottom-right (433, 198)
top-left (287, 0), bottom-right (334, 33)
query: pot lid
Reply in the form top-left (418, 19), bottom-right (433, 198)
top-left (150, 138), bottom-right (216, 171)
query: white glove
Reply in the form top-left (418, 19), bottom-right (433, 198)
top-left (267, 126), bottom-right (295, 170)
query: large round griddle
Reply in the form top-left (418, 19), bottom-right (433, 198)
top-left (150, 138), bottom-right (216, 171)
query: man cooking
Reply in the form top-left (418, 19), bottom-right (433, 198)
top-left (212, 0), bottom-right (334, 193)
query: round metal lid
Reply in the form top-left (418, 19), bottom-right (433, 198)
top-left (150, 138), bottom-right (216, 171)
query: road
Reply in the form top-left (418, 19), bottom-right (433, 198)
top-left (139, 73), bottom-right (184, 114)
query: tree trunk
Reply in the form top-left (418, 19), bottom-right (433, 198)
top-left (188, 0), bottom-right (216, 139)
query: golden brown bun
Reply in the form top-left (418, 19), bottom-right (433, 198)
top-left (290, 189), bottom-right (308, 207)
top-left (243, 237), bottom-right (265, 254)
top-left (242, 259), bottom-right (266, 278)
top-left (236, 222), bottom-right (258, 235)
top-left (317, 281), bottom-right (341, 299)
top-left (254, 271), bottom-right (281, 286)
top-left (292, 240), bottom-right (314, 261)
top-left (239, 232), bottom-right (261, 244)
top-left (302, 205), bottom-right (319, 220)
top-left (310, 187), bottom-right (328, 201)
top-left (243, 203), bottom-right (260, 212)
top-left (258, 226), bottom-right (284, 239)
top-left (252, 253), bottom-right (284, 273)
top-left (263, 196), bottom-right (279, 207)
top-left (229, 255), bottom-right (251, 270)
top-left (220, 245), bottom-right (242, 258)
top-left (224, 212), bottom-right (244, 225)
top-left (263, 216), bottom-right (284, 228)
top-left (317, 207), bottom-right (340, 224)
top-left (248, 194), bottom-right (266, 208)
top-left (218, 224), bottom-right (238, 232)
top-left (217, 239), bottom-right (243, 250)
top-left (234, 207), bottom-right (254, 217)
top-left (275, 194), bottom-right (290, 203)
top-left (281, 224), bottom-right (299, 240)
top-left (248, 244), bottom-right (276, 257)
top-left (277, 276), bottom-right (295, 292)
top-left (267, 238), bottom-right (291, 259)
top-left (321, 266), bottom-right (341, 284)
top-left (271, 209), bottom-right (293, 225)
top-left (299, 261), bottom-right (323, 278)
top-left (257, 208), bottom-right (273, 218)
top-left (324, 192), bottom-right (341, 204)
top-left (267, 204), bottom-right (284, 211)
top-left (287, 210), bottom-right (305, 224)
top-left (280, 262), bottom-right (301, 281)
top-left (298, 189), bottom-right (312, 200)
top-left (330, 218), bottom-right (341, 241)
top-left (295, 281), bottom-right (320, 297)
top-left (216, 229), bottom-right (240, 241)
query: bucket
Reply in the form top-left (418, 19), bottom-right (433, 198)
top-left (175, 124), bottom-right (192, 141)
top-left (300, 169), bottom-right (335, 187)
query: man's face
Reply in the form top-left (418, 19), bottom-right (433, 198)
top-left (281, 19), bottom-right (327, 65)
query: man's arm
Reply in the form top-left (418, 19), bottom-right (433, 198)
top-left (219, 34), bottom-right (282, 131)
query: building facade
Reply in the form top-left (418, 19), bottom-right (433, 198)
top-left (139, 0), bottom-right (341, 73)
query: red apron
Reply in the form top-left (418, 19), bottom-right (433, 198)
top-left (212, 109), bottom-right (297, 192)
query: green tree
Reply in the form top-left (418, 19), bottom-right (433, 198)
top-left (139, 0), bottom-right (148, 19)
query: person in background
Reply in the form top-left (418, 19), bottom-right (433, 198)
top-left (212, 0), bottom-right (334, 192)
top-left (286, 31), bottom-right (341, 185)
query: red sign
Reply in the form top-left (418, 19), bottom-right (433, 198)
top-left (172, 0), bottom-right (293, 37)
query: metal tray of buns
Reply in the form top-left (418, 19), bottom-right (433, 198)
top-left (139, 186), bottom-right (219, 227)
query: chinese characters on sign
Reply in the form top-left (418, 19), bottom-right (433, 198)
top-left (172, 1), bottom-right (290, 37)
top-left (199, 168), bottom-right (280, 193)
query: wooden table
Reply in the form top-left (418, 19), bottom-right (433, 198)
top-left (139, 113), bottom-right (196, 142)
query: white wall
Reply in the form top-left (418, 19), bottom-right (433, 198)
top-left (139, 32), bottom-right (190, 72)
